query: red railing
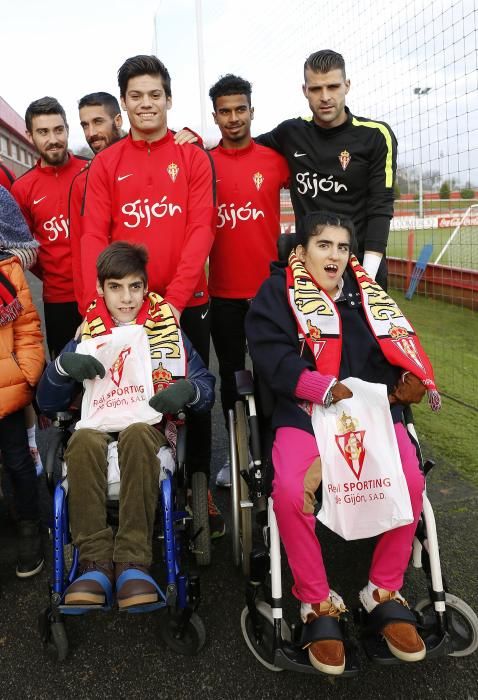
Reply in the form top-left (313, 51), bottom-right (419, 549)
top-left (388, 258), bottom-right (478, 311)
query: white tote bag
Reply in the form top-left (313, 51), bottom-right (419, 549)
top-left (312, 377), bottom-right (414, 541)
top-left (74, 325), bottom-right (162, 433)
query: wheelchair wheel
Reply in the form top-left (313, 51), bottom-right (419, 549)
top-left (160, 611), bottom-right (206, 655)
top-left (191, 471), bottom-right (211, 567)
top-left (240, 601), bottom-right (291, 672)
top-left (415, 593), bottom-right (478, 657)
top-left (38, 608), bottom-right (69, 662)
top-left (231, 401), bottom-right (252, 576)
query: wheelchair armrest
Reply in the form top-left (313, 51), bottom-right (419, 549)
top-left (41, 410), bottom-right (78, 429)
top-left (235, 369), bottom-right (255, 396)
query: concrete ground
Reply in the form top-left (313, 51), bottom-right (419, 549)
top-left (0, 275), bottom-right (477, 699)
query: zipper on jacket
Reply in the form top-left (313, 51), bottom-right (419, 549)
top-left (147, 145), bottom-right (153, 187)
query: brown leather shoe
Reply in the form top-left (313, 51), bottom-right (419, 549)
top-left (372, 589), bottom-right (426, 662)
top-left (64, 560), bottom-right (114, 606)
top-left (304, 593), bottom-right (346, 675)
top-left (360, 587), bottom-right (426, 662)
top-left (115, 563), bottom-right (159, 609)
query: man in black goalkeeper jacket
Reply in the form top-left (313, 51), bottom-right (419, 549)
top-left (256, 49), bottom-right (397, 289)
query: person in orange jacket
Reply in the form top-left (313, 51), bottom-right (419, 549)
top-left (0, 185), bottom-right (45, 577)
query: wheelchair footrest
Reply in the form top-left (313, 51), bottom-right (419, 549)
top-left (59, 603), bottom-right (110, 615)
top-left (120, 600), bottom-right (167, 614)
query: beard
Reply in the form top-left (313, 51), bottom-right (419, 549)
top-left (87, 123), bottom-right (122, 153)
top-left (41, 144), bottom-right (68, 166)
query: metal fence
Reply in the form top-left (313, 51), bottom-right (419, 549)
top-left (155, 0), bottom-right (478, 409)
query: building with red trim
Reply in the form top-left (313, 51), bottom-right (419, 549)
top-left (0, 96), bottom-right (37, 176)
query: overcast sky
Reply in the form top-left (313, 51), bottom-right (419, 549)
top-left (1, 0), bottom-right (476, 183)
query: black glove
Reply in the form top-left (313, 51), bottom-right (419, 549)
top-left (149, 379), bottom-right (196, 414)
top-left (60, 352), bottom-right (106, 382)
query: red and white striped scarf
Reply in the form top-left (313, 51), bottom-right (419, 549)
top-left (287, 252), bottom-right (441, 411)
top-left (81, 291), bottom-right (186, 392)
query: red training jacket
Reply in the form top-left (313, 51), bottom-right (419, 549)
top-left (208, 140), bottom-right (289, 298)
top-left (68, 165), bottom-right (89, 314)
top-left (80, 131), bottom-right (216, 313)
top-left (11, 154), bottom-right (88, 303)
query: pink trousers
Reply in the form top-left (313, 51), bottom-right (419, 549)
top-left (272, 423), bottom-right (424, 603)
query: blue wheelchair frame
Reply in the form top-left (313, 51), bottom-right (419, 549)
top-left (50, 473), bottom-right (190, 615)
top-left (39, 412), bottom-right (205, 660)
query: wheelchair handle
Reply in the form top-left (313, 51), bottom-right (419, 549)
top-left (277, 232), bottom-right (295, 262)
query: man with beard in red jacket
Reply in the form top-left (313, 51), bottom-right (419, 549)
top-left (12, 97), bottom-right (87, 358)
top-left (69, 92), bottom-right (124, 314)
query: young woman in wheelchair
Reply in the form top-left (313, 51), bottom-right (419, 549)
top-left (37, 242), bottom-right (215, 611)
top-left (245, 211), bottom-right (440, 675)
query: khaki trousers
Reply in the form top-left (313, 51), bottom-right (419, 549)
top-left (65, 423), bottom-right (166, 565)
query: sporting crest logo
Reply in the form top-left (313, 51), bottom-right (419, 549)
top-left (338, 149), bottom-right (351, 171)
top-left (167, 162), bottom-right (179, 182)
top-left (335, 411), bottom-right (365, 480)
top-left (388, 323), bottom-right (425, 372)
top-left (253, 172), bottom-right (264, 191)
top-left (109, 347), bottom-right (132, 387)
top-left (152, 362), bottom-right (173, 392)
top-left (306, 318), bottom-right (321, 340)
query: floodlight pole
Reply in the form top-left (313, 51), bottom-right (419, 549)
top-left (414, 87), bottom-right (431, 220)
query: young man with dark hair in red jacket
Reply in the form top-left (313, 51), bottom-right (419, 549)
top-left (79, 55), bottom-right (224, 538)
top-left (11, 96), bottom-right (87, 358)
top-left (208, 74), bottom-right (289, 487)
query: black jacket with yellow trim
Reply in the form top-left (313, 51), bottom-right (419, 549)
top-left (256, 107), bottom-right (397, 255)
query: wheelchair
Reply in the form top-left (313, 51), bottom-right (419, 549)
top-left (228, 368), bottom-right (478, 676)
top-left (38, 409), bottom-right (210, 661)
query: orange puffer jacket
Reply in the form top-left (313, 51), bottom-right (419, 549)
top-left (0, 255), bottom-right (45, 418)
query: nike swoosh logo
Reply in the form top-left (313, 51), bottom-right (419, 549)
top-left (33, 196), bottom-right (46, 205)
top-left (117, 174), bottom-right (133, 181)
top-left (294, 151), bottom-right (307, 158)
top-left (201, 309), bottom-right (209, 320)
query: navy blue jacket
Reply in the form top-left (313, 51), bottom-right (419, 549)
top-left (37, 333), bottom-right (215, 416)
top-left (245, 263), bottom-right (402, 435)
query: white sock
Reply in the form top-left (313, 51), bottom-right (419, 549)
top-left (368, 580), bottom-right (379, 596)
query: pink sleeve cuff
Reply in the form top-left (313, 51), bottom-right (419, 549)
top-left (294, 370), bottom-right (336, 406)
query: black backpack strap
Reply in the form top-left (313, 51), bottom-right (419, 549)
top-left (366, 600), bottom-right (418, 635)
top-left (300, 615), bottom-right (344, 648)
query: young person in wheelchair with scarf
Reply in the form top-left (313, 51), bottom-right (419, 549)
top-left (37, 241), bottom-right (215, 611)
top-left (245, 211), bottom-right (441, 676)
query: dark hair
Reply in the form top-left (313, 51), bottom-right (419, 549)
top-left (304, 50), bottom-right (346, 80)
top-left (25, 97), bottom-right (68, 133)
top-left (295, 211), bottom-right (357, 254)
top-left (117, 55), bottom-right (171, 99)
top-left (97, 241), bottom-right (149, 286)
top-left (78, 92), bottom-right (121, 119)
top-left (209, 74), bottom-right (252, 110)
